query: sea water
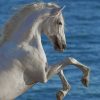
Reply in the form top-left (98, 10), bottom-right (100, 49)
top-left (0, 0), bottom-right (99, 100)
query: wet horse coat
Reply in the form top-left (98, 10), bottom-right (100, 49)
top-left (0, 3), bottom-right (90, 100)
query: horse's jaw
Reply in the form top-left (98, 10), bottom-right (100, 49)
top-left (53, 41), bottom-right (66, 52)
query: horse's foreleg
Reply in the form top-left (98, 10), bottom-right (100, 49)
top-left (46, 57), bottom-right (90, 100)
top-left (66, 57), bottom-right (90, 87)
top-left (47, 57), bottom-right (90, 87)
top-left (56, 70), bottom-right (71, 100)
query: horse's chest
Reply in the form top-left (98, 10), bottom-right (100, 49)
top-left (22, 47), bottom-right (46, 66)
top-left (20, 47), bottom-right (47, 83)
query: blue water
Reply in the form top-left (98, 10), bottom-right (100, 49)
top-left (0, 0), bottom-right (100, 100)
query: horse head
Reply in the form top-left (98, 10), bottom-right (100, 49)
top-left (42, 7), bottom-right (66, 52)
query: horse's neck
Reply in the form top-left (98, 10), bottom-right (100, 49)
top-left (33, 31), bottom-right (44, 52)
top-left (34, 32), bottom-right (46, 58)
top-left (6, 9), bottom-right (48, 44)
top-left (2, 8), bottom-right (50, 62)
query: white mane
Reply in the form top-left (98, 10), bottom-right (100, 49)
top-left (0, 2), bottom-right (59, 45)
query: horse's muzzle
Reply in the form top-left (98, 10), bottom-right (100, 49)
top-left (50, 35), bottom-right (66, 52)
top-left (53, 37), bottom-right (66, 52)
top-left (54, 43), bottom-right (66, 52)
top-left (62, 44), bottom-right (66, 49)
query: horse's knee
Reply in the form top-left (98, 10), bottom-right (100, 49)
top-left (68, 57), bottom-right (78, 64)
top-left (63, 83), bottom-right (71, 91)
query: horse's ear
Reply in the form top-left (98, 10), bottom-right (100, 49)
top-left (51, 6), bottom-right (66, 16)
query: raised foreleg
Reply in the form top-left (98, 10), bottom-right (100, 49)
top-left (56, 70), bottom-right (71, 100)
top-left (47, 57), bottom-right (90, 87)
top-left (46, 57), bottom-right (90, 100)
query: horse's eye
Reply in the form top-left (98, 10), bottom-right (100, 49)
top-left (57, 21), bottom-right (62, 25)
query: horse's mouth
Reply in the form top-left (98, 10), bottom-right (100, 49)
top-left (54, 38), bottom-right (66, 52)
top-left (54, 43), bottom-right (66, 52)
top-left (50, 35), bottom-right (66, 52)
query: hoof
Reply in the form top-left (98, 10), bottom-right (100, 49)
top-left (81, 68), bottom-right (90, 87)
top-left (81, 77), bottom-right (89, 87)
top-left (56, 91), bottom-right (64, 100)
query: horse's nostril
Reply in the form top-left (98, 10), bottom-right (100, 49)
top-left (62, 44), bottom-right (66, 49)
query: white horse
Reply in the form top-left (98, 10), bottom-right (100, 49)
top-left (0, 3), bottom-right (90, 100)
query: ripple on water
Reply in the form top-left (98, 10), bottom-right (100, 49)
top-left (0, 0), bottom-right (99, 100)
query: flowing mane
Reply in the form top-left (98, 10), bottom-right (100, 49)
top-left (0, 2), bottom-right (59, 45)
